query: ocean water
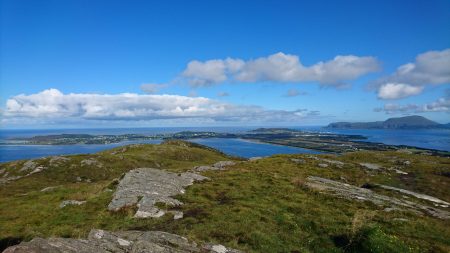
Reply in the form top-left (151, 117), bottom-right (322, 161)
top-left (190, 138), bottom-right (321, 158)
top-left (0, 127), bottom-right (449, 162)
top-left (301, 127), bottom-right (450, 152)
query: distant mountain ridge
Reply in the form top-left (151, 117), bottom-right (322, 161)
top-left (326, 115), bottom-right (448, 129)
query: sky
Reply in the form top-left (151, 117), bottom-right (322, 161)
top-left (1, 0), bottom-right (449, 128)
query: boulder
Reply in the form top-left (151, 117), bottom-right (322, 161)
top-left (3, 229), bottom-right (243, 253)
top-left (108, 168), bottom-right (208, 219)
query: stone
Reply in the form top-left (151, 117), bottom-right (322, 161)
top-left (108, 168), bottom-right (208, 219)
top-left (19, 160), bottom-right (37, 172)
top-left (60, 200), bottom-right (86, 208)
top-left (387, 167), bottom-right (408, 175)
top-left (4, 229), bottom-right (244, 253)
top-left (249, 157), bottom-right (263, 161)
top-left (290, 158), bottom-right (305, 164)
top-left (193, 161), bottom-right (236, 172)
top-left (81, 158), bottom-right (103, 167)
top-left (359, 163), bottom-right (382, 170)
top-left (375, 184), bottom-right (450, 206)
top-left (203, 243), bottom-right (243, 253)
top-left (49, 156), bottom-right (70, 166)
top-left (41, 186), bottom-right (59, 192)
top-left (306, 176), bottom-right (450, 219)
top-left (318, 163), bottom-right (329, 168)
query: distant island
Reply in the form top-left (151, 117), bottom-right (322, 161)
top-left (326, 115), bottom-right (449, 129)
top-left (3, 127), bottom-right (450, 156)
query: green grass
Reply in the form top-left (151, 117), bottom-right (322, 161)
top-left (0, 141), bottom-right (449, 252)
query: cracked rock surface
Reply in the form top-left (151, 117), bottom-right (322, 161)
top-left (3, 229), bottom-right (243, 253)
top-left (306, 176), bottom-right (450, 219)
top-left (108, 168), bottom-right (208, 218)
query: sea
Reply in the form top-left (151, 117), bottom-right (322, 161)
top-left (0, 127), bottom-right (449, 163)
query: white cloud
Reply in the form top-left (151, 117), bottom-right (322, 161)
top-left (377, 83), bottom-right (424, 99)
top-left (182, 52), bottom-right (380, 87)
top-left (374, 48), bottom-right (450, 99)
top-left (374, 97), bottom-right (450, 114)
top-left (3, 89), bottom-right (321, 125)
top-left (140, 83), bottom-right (167, 94)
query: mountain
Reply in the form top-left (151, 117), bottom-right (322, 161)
top-left (327, 115), bottom-right (446, 129)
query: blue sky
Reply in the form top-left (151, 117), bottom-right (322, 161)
top-left (1, 0), bottom-right (449, 128)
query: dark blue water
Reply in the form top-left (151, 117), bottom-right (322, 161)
top-left (0, 140), bottom-right (162, 162)
top-left (190, 138), bottom-right (321, 158)
top-left (0, 127), bottom-right (449, 163)
top-left (297, 127), bottom-right (450, 152)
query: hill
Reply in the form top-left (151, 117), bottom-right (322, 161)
top-left (1, 141), bottom-right (449, 252)
top-left (327, 115), bottom-right (444, 129)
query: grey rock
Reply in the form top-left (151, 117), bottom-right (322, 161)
top-left (393, 218), bottom-right (409, 222)
top-left (169, 210), bottom-right (184, 220)
top-left (387, 167), bottom-right (408, 175)
top-left (249, 157), bottom-right (263, 161)
top-left (19, 160), bottom-right (37, 172)
top-left (213, 161), bottom-right (236, 168)
top-left (203, 243), bottom-right (244, 253)
top-left (4, 229), bottom-right (243, 253)
top-left (60, 200), bottom-right (86, 208)
top-left (306, 176), bottom-right (450, 219)
top-left (41, 186), bottom-right (60, 192)
top-left (81, 158), bottom-right (103, 168)
top-left (108, 168), bottom-right (208, 218)
top-left (193, 161), bottom-right (236, 172)
top-left (318, 163), bottom-right (329, 168)
top-left (375, 184), bottom-right (450, 206)
top-left (290, 158), bottom-right (305, 164)
top-left (306, 156), bottom-right (344, 168)
top-left (359, 163), bottom-right (382, 170)
top-left (49, 156), bottom-right (70, 166)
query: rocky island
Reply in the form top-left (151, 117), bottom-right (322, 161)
top-left (6, 127), bottom-right (449, 156)
top-left (326, 115), bottom-right (449, 129)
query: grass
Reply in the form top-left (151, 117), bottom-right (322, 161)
top-left (0, 141), bottom-right (449, 252)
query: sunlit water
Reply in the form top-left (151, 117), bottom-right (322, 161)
top-left (0, 127), bottom-right (448, 162)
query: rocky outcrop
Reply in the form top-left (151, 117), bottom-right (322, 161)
top-left (0, 160), bottom-right (47, 186)
top-left (375, 184), bottom-right (450, 207)
top-left (108, 168), bottom-right (208, 218)
top-left (81, 158), bottom-right (103, 168)
top-left (49, 156), bottom-right (70, 167)
top-left (193, 161), bottom-right (236, 172)
top-left (3, 229), bottom-right (243, 253)
top-left (306, 176), bottom-right (450, 219)
top-left (359, 163), bottom-right (381, 170)
top-left (60, 200), bottom-right (86, 208)
top-left (306, 156), bottom-right (345, 168)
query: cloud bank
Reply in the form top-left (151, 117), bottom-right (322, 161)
top-left (374, 48), bottom-right (450, 99)
top-left (182, 52), bottom-right (380, 87)
top-left (3, 89), bottom-right (321, 124)
top-left (374, 97), bottom-right (450, 114)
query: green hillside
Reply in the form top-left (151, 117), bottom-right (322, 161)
top-left (1, 141), bottom-right (449, 252)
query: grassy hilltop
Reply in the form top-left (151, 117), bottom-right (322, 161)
top-left (0, 140), bottom-right (449, 252)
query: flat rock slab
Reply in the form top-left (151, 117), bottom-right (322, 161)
top-left (4, 229), bottom-right (243, 253)
top-left (108, 168), bottom-right (208, 218)
top-left (193, 161), bottom-right (236, 172)
top-left (359, 163), bottom-right (382, 170)
top-left (306, 176), bottom-right (450, 219)
top-left (375, 184), bottom-right (450, 206)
